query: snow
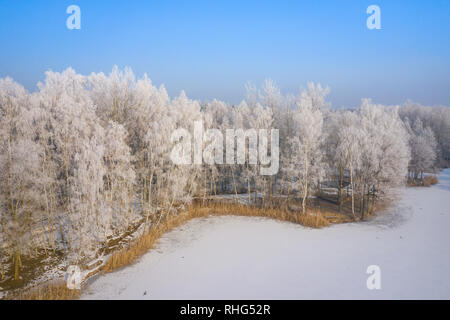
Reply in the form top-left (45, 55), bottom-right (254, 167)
top-left (82, 169), bottom-right (450, 299)
top-left (65, 265), bottom-right (82, 290)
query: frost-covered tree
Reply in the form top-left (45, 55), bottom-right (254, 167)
top-left (67, 127), bottom-right (106, 262)
top-left (287, 83), bottom-right (327, 214)
top-left (357, 100), bottom-right (410, 218)
top-left (35, 68), bottom-right (116, 262)
top-left (0, 78), bottom-right (46, 279)
top-left (103, 121), bottom-right (136, 235)
top-left (323, 110), bottom-right (351, 211)
top-left (334, 111), bottom-right (362, 217)
top-left (405, 118), bottom-right (438, 180)
top-left (399, 102), bottom-right (450, 167)
top-left (89, 66), bottom-right (136, 124)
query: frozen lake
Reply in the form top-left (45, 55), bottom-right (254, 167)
top-left (82, 169), bottom-right (450, 299)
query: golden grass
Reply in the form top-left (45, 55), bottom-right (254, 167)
top-left (9, 281), bottom-right (80, 300)
top-left (424, 175), bottom-right (439, 187)
top-left (102, 203), bottom-right (331, 273)
top-left (408, 175), bottom-right (439, 187)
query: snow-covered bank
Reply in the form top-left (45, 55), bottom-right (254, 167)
top-left (82, 170), bottom-right (450, 299)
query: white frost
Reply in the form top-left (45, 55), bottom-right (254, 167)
top-left (65, 265), bottom-right (82, 290)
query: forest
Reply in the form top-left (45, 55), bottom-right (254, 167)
top-left (0, 67), bottom-right (449, 291)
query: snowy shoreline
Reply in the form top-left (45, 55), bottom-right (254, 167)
top-left (81, 169), bottom-right (450, 300)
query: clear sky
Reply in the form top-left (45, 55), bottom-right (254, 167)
top-left (0, 0), bottom-right (449, 108)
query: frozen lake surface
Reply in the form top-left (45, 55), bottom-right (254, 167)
top-left (82, 169), bottom-right (450, 299)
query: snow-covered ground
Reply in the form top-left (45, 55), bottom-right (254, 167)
top-left (82, 169), bottom-right (450, 299)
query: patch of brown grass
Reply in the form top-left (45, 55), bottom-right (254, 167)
top-left (408, 175), bottom-right (439, 187)
top-left (202, 202), bottom-right (331, 228)
top-left (424, 175), bottom-right (439, 187)
top-left (102, 212), bottom-right (191, 273)
top-left (8, 281), bottom-right (80, 300)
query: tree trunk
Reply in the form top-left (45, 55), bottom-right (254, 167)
top-left (13, 250), bottom-right (21, 281)
top-left (269, 176), bottom-right (273, 208)
top-left (302, 180), bottom-right (308, 215)
top-left (350, 162), bottom-right (355, 218)
top-left (246, 163), bottom-right (251, 206)
top-left (231, 166), bottom-right (238, 203)
top-left (361, 184), bottom-right (366, 220)
top-left (338, 166), bottom-right (343, 212)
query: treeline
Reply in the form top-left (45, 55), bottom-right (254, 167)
top-left (399, 102), bottom-right (450, 177)
top-left (0, 67), bottom-right (448, 281)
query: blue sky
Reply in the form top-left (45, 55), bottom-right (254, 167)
top-left (0, 0), bottom-right (449, 107)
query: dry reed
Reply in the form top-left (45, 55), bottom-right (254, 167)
top-left (9, 281), bottom-right (80, 300)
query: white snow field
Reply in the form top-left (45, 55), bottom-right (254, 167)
top-left (82, 169), bottom-right (450, 300)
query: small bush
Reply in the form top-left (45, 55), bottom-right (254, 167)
top-left (423, 175), bottom-right (439, 187)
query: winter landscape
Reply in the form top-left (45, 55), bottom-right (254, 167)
top-left (0, 1), bottom-right (449, 301)
top-left (83, 169), bottom-right (450, 299)
top-left (0, 67), bottom-right (448, 300)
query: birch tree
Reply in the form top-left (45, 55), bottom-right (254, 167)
top-left (289, 83), bottom-right (327, 214)
top-left (0, 78), bottom-right (46, 279)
